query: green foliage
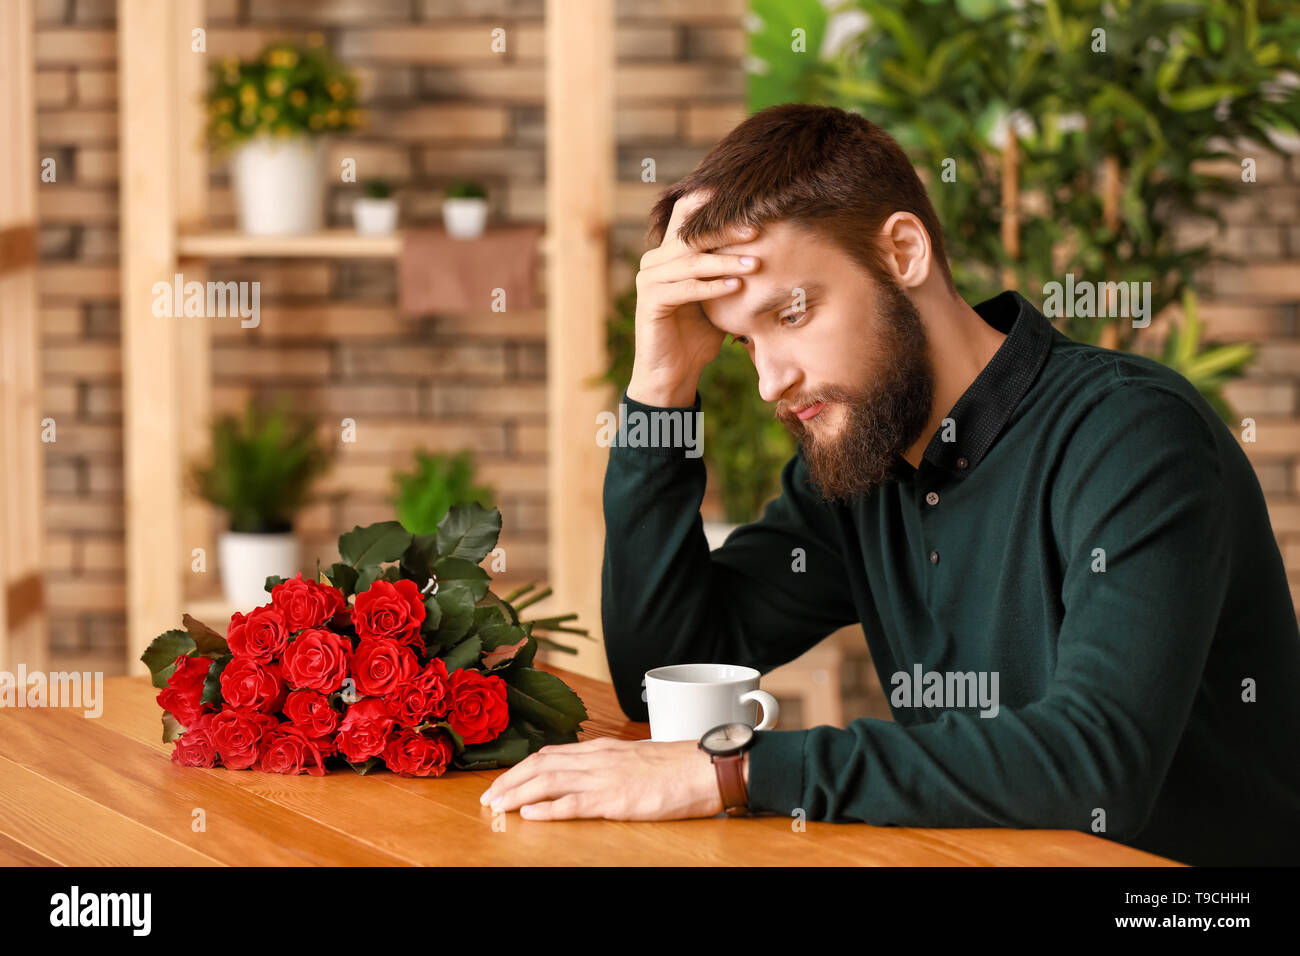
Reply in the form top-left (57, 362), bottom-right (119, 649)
top-left (602, 259), bottom-right (796, 523)
top-left (205, 38), bottom-right (363, 151)
top-left (390, 450), bottom-right (495, 535)
top-left (363, 179), bottom-right (392, 199)
top-left (445, 179), bottom-right (487, 199)
top-left (190, 400), bottom-right (333, 534)
top-left (747, 0), bottom-right (1300, 425)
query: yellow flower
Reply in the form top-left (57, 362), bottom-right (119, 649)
top-left (260, 104), bottom-right (277, 122)
top-left (345, 108), bottom-right (363, 126)
top-left (308, 113), bottom-right (324, 130)
top-left (266, 77), bottom-right (285, 97)
top-left (325, 108), bottom-right (341, 126)
top-left (328, 81), bottom-right (346, 100)
top-left (274, 125), bottom-right (292, 138)
top-left (216, 98), bottom-right (234, 113)
top-left (267, 48), bottom-right (299, 69)
top-left (289, 89), bottom-right (307, 108)
top-left (239, 84), bottom-right (258, 106)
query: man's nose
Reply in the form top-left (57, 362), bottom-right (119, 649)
top-left (755, 348), bottom-right (798, 405)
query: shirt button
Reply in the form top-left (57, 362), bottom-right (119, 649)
top-left (956, 457), bottom-right (969, 469)
top-left (925, 491), bottom-right (939, 506)
top-left (929, 550), bottom-right (940, 565)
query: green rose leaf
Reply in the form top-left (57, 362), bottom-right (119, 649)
top-left (503, 668), bottom-right (588, 736)
top-left (452, 725), bottom-right (530, 770)
top-left (182, 614), bottom-right (229, 657)
top-left (434, 503), bottom-right (501, 565)
top-left (201, 655), bottom-right (230, 706)
top-left (141, 629), bottom-right (197, 688)
top-left (325, 562), bottom-right (359, 597)
top-left (338, 521), bottom-right (413, 568)
top-left (432, 585), bottom-right (475, 643)
top-left (347, 757), bottom-right (381, 776)
top-left (439, 634), bottom-right (482, 674)
top-left (264, 574), bottom-right (287, 594)
top-left (432, 556), bottom-right (491, 602)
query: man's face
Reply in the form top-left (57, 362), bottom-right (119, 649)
top-left (701, 220), bottom-right (936, 502)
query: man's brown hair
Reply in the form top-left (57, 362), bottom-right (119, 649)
top-left (647, 103), bottom-right (956, 294)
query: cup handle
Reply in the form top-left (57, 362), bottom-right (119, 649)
top-left (740, 689), bottom-right (779, 731)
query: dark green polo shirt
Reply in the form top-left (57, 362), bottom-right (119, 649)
top-left (601, 289), bottom-right (1300, 866)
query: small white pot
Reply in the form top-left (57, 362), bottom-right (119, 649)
top-left (702, 521), bottom-right (742, 551)
top-left (442, 197), bottom-right (488, 239)
top-left (353, 196), bottom-right (398, 236)
top-left (218, 531), bottom-right (300, 609)
top-left (230, 135), bottom-right (324, 236)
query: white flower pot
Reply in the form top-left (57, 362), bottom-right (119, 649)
top-left (230, 136), bottom-right (324, 236)
top-left (442, 197), bottom-right (488, 239)
top-left (218, 531), bottom-right (300, 609)
top-left (353, 196), bottom-right (399, 236)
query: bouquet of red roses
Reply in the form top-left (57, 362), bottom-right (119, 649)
top-left (142, 503), bottom-right (590, 777)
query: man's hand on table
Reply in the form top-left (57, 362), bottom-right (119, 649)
top-left (478, 737), bottom-right (750, 821)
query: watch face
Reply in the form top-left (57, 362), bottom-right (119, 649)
top-left (700, 721), bottom-right (754, 754)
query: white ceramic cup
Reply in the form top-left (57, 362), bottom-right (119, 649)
top-left (644, 663), bottom-right (780, 742)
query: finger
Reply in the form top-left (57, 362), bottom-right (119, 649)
top-left (490, 770), bottom-right (592, 813)
top-left (519, 792), bottom-right (591, 821)
top-left (650, 276), bottom-right (744, 309)
top-left (479, 743), bottom-right (618, 805)
top-left (648, 251), bottom-right (758, 285)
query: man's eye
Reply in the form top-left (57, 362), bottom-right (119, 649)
top-left (731, 335), bottom-right (749, 347)
top-left (780, 311), bottom-right (807, 326)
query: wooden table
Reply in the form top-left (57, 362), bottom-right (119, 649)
top-left (0, 663), bottom-right (1179, 866)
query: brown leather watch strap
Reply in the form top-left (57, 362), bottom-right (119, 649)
top-left (712, 752), bottom-right (750, 816)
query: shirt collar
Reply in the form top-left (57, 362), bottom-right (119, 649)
top-left (893, 289), bottom-right (1054, 482)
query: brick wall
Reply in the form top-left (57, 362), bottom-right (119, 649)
top-left (34, 0), bottom-right (748, 674)
top-left (32, 0), bottom-right (1298, 691)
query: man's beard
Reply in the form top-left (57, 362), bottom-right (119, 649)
top-left (775, 278), bottom-right (935, 503)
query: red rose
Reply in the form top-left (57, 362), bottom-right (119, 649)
top-left (350, 639), bottom-right (419, 698)
top-left (156, 654), bottom-right (213, 728)
top-left (384, 658), bottom-right (452, 728)
top-left (219, 656), bottom-right (286, 714)
top-left (351, 579), bottom-right (426, 646)
top-left (271, 574), bottom-right (346, 631)
top-left (382, 728), bottom-right (454, 777)
top-left (171, 712), bottom-right (219, 767)
top-left (446, 668), bottom-right (510, 745)
top-left (334, 697), bottom-right (397, 763)
top-left (226, 605), bottom-right (289, 662)
top-left (283, 689), bottom-right (340, 737)
top-left (255, 723), bottom-right (336, 776)
top-left (208, 708), bottom-right (280, 770)
top-left (281, 628), bottom-right (353, 693)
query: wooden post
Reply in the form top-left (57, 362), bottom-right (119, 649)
top-left (544, 0), bottom-right (614, 680)
top-left (0, 0), bottom-right (48, 673)
top-left (120, 0), bottom-right (184, 673)
top-left (1099, 154), bottom-right (1121, 350)
top-left (175, 0), bottom-right (213, 599)
top-left (1000, 132), bottom-right (1019, 291)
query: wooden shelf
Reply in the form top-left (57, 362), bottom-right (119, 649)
top-left (177, 228), bottom-right (403, 259)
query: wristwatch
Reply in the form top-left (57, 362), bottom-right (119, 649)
top-left (699, 721), bottom-right (755, 816)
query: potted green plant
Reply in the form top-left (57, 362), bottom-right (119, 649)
top-left (442, 179), bottom-right (489, 239)
top-left (390, 449), bottom-right (495, 534)
top-left (206, 35), bottom-right (364, 236)
top-left (354, 179), bottom-right (398, 236)
top-left (191, 401), bottom-right (333, 608)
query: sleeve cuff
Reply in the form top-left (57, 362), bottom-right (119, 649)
top-left (746, 728), bottom-right (808, 815)
top-left (604, 389), bottom-right (705, 459)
